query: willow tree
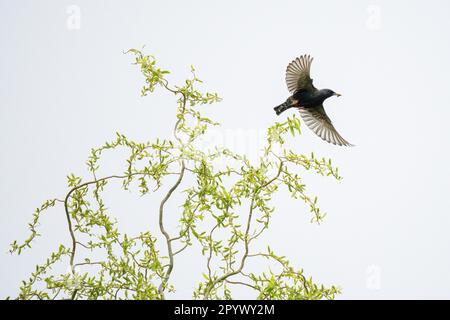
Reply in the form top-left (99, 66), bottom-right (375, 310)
top-left (10, 49), bottom-right (342, 300)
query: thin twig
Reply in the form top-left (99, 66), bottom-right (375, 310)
top-left (173, 242), bottom-right (189, 256)
top-left (224, 279), bottom-right (258, 291)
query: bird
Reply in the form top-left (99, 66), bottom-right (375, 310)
top-left (274, 55), bottom-right (353, 146)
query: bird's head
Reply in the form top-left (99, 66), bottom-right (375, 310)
top-left (321, 89), bottom-right (341, 99)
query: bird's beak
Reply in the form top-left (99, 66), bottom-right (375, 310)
top-left (334, 93), bottom-right (342, 97)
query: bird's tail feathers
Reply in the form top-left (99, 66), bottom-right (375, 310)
top-left (274, 97), bottom-right (294, 115)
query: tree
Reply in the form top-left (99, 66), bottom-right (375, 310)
top-left (9, 49), bottom-right (342, 300)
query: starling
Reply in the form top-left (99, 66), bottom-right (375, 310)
top-left (274, 55), bottom-right (353, 146)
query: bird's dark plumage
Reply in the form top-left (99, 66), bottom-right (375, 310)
top-left (274, 55), bottom-right (353, 147)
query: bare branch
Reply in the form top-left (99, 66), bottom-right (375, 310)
top-left (157, 161), bottom-right (186, 298)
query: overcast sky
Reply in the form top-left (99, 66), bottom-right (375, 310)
top-left (1, 0), bottom-right (450, 299)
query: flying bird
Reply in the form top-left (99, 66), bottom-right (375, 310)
top-left (274, 55), bottom-right (353, 146)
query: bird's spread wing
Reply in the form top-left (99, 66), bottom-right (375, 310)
top-left (286, 55), bottom-right (316, 93)
top-left (298, 105), bottom-right (353, 146)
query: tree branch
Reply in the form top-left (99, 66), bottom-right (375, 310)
top-left (157, 162), bottom-right (185, 298)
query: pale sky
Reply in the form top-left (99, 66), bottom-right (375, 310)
top-left (1, 0), bottom-right (450, 299)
